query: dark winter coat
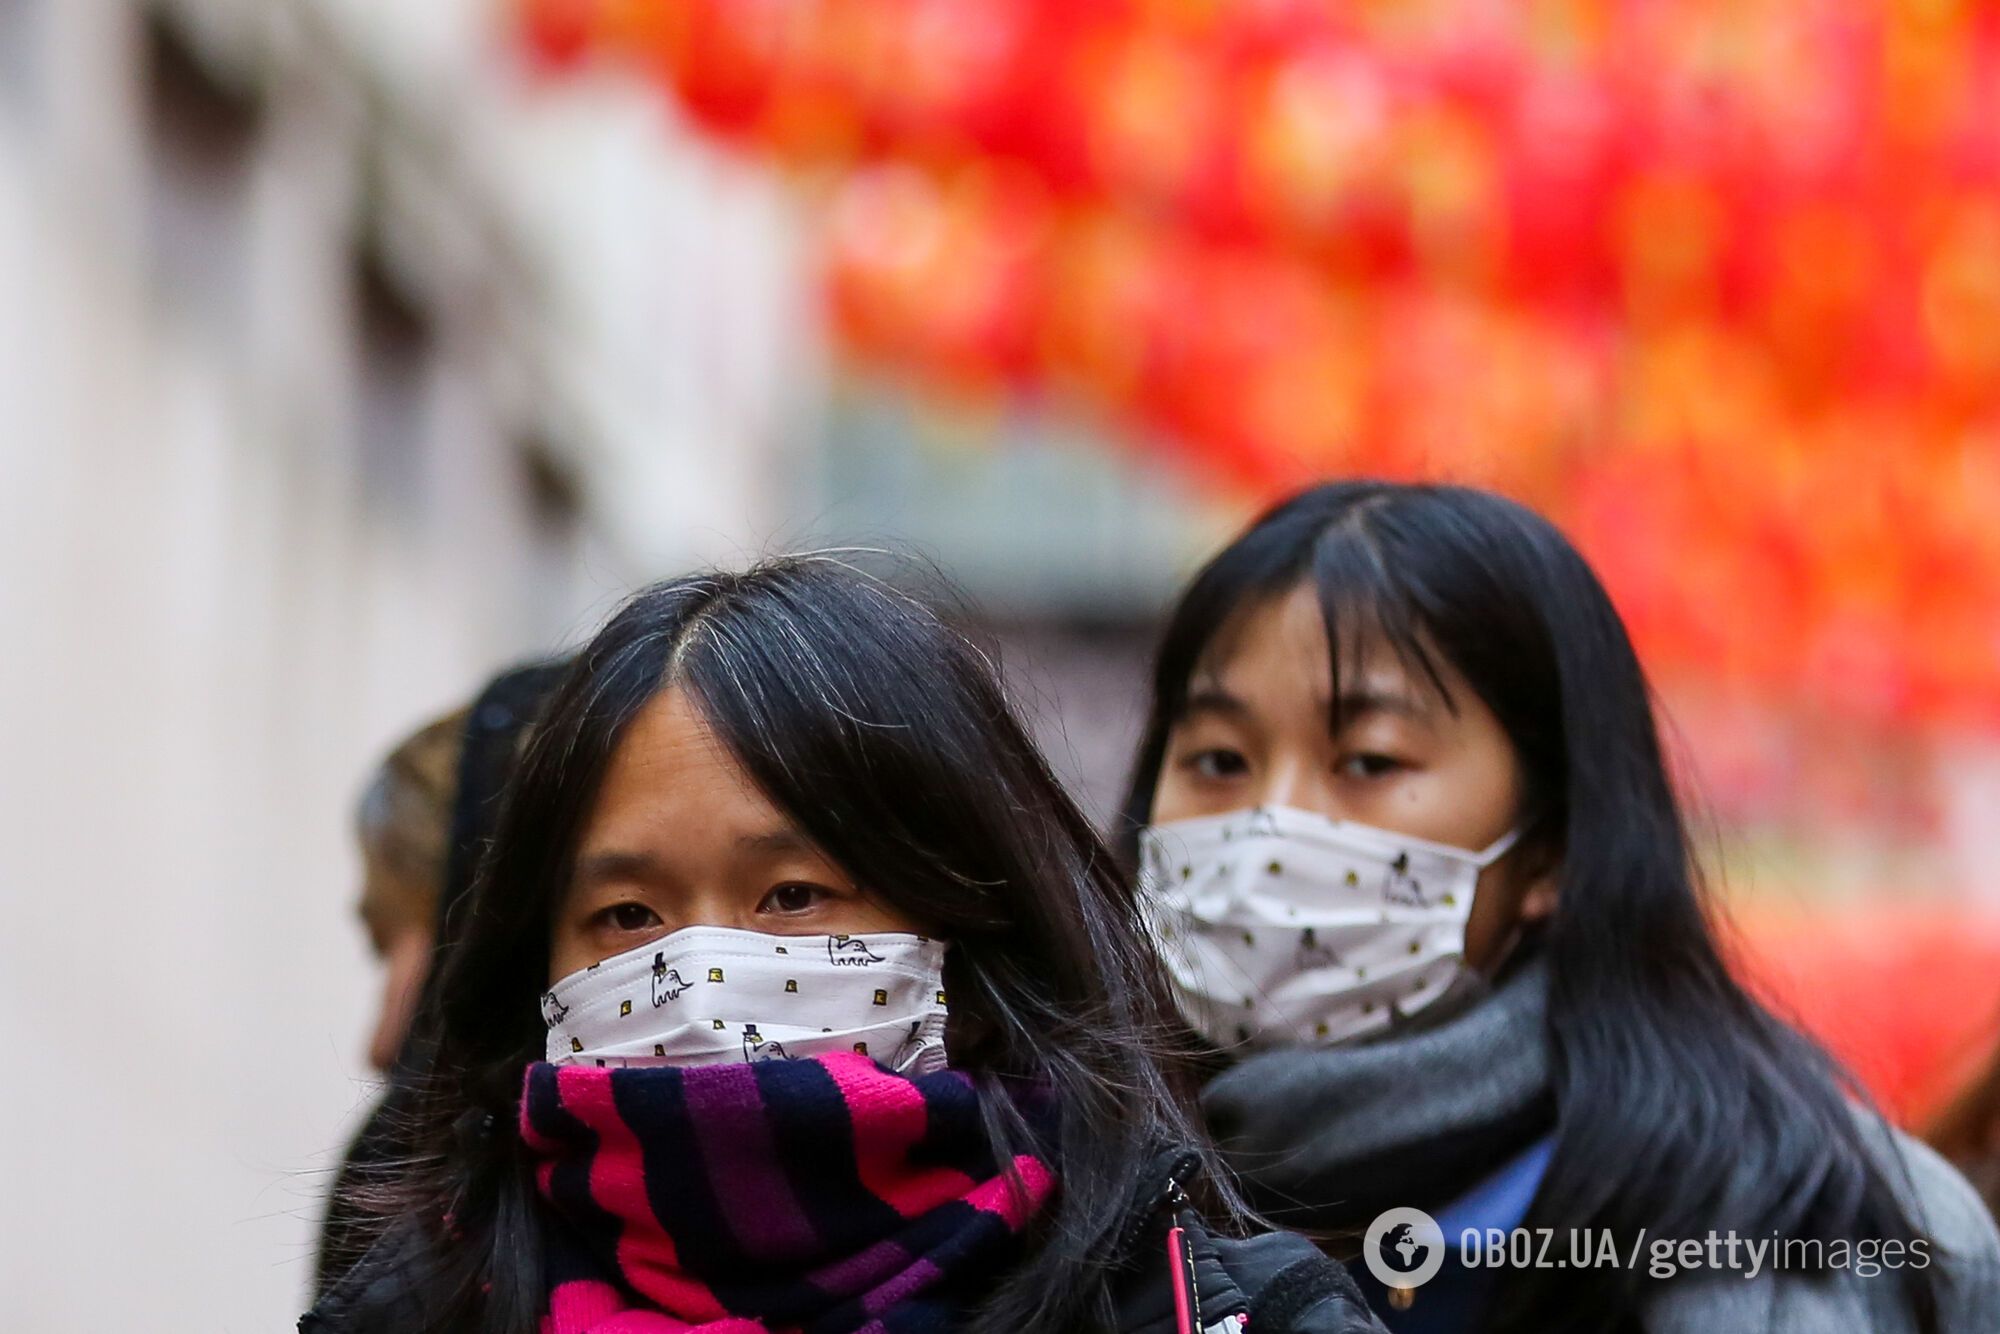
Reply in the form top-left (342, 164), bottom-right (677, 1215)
top-left (302, 1145), bottom-right (1387, 1334)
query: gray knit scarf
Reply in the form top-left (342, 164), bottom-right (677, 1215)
top-left (1201, 954), bottom-right (1556, 1232)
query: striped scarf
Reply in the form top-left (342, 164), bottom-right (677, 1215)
top-left (519, 1053), bottom-right (1058, 1334)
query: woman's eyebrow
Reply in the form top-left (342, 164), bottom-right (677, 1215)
top-left (1180, 686), bottom-right (1252, 719)
top-left (572, 848), bottom-right (669, 887)
top-left (737, 829), bottom-right (808, 854)
top-left (1333, 686), bottom-right (1430, 722)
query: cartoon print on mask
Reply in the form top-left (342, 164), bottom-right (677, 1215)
top-left (651, 953), bottom-right (692, 1006)
top-left (1293, 926), bottom-right (1341, 970)
top-left (1379, 850), bottom-right (1435, 908)
top-left (827, 934), bottom-right (886, 967)
top-left (741, 1024), bottom-right (790, 1062)
top-left (553, 929), bottom-right (951, 1069)
top-left (1243, 806), bottom-right (1282, 838)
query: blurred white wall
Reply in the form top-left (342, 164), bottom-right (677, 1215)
top-left (0, 1), bottom-right (819, 1329)
top-left (0, 1), bottom-right (1225, 1327)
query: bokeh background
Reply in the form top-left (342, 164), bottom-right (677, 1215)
top-left (2, 2), bottom-right (1998, 1329)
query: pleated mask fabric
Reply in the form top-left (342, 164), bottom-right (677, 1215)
top-left (543, 926), bottom-right (950, 1074)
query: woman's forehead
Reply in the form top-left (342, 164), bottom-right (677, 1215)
top-left (1190, 583), bottom-right (1454, 712)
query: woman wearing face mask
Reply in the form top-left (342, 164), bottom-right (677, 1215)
top-left (303, 556), bottom-right (1384, 1334)
top-left (1123, 482), bottom-right (2000, 1333)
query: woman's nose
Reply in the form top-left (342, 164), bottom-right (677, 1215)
top-left (1255, 755), bottom-right (1340, 819)
top-left (658, 889), bottom-right (760, 935)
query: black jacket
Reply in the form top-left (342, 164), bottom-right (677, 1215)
top-left (303, 1146), bottom-right (1384, 1334)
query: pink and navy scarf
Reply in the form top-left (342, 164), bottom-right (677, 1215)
top-left (519, 1053), bottom-right (1058, 1334)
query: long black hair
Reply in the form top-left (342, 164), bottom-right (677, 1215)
top-left (1119, 481), bottom-right (1943, 1331)
top-left (337, 555), bottom-right (1221, 1333)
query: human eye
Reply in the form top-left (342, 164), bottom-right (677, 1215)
top-left (1336, 751), bottom-right (1403, 779)
top-left (1183, 747), bottom-right (1251, 780)
top-left (594, 901), bottom-right (663, 933)
top-left (760, 882), bottom-right (836, 916)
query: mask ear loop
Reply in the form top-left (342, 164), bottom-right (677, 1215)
top-left (1474, 798), bottom-right (1555, 867)
top-left (1471, 812), bottom-right (1552, 979)
top-left (1473, 825), bottom-right (1525, 867)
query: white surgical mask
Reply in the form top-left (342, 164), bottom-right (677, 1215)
top-left (542, 925), bottom-right (951, 1072)
top-left (1139, 805), bottom-right (1519, 1048)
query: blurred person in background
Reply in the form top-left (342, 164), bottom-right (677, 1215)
top-left (316, 661), bottom-right (569, 1297)
top-left (315, 706), bottom-right (468, 1298)
top-left (353, 710), bottom-right (468, 1074)
top-left (303, 557), bottom-right (1386, 1334)
top-left (1930, 1034), bottom-right (2000, 1220)
top-left (1122, 481), bottom-right (2000, 1333)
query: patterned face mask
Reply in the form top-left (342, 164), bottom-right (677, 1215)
top-left (1139, 805), bottom-right (1519, 1049)
top-left (541, 925), bottom-right (950, 1072)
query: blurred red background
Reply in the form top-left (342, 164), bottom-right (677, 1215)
top-left (516, 0), bottom-right (2000, 1122)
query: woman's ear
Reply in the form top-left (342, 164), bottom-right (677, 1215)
top-left (1465, 834), bottom-right (1560, 974)
top-left (1516, 826), bottom-right (1562, 926)
top-left (1519, 873), bottom-right (1559, 926)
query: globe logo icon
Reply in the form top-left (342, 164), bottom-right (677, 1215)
top-left (1382, 1223), bottom-right (1426, 1271)
top-left (1363, 1206), bottom-right (1446, 1289)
